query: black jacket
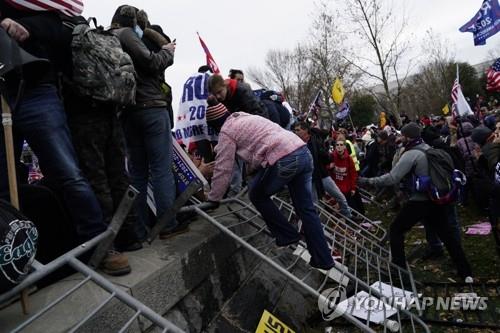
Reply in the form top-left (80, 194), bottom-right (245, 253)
top-left (307, 129), bottom-right (331, 197)
top-left (112, 27), bottom-right (174, 109)
top-left (0, 4), bottom-right (71, 92)
top-left (224, 83), bottom-right (269, 119)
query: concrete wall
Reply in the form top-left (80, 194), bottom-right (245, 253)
top-left (0, 207), bottom-right (325, 333)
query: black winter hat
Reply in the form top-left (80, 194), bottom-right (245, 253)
top-left (471, 125), bottom-right (493, 146)
top-left (421, 126), bottom-right (440, 145)
top-left (401, 122), bottom-right (422, 139)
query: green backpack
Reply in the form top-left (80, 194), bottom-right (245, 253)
top-left (68, 17), bottom-right (136, 105)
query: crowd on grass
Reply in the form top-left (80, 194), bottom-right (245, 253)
top-left (0, 2), bottom-right (499, 291)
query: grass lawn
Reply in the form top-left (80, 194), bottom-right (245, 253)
top-left (365, 197), bottom-right (500, 333)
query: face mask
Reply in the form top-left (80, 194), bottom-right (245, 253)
top-left (134, 25), bottom-right (143, 38)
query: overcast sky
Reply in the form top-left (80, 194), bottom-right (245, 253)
top-left (83, 0), bottom-right (500, 108)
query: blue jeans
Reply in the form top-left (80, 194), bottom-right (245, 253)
top-left (321, 177), bottom-right (352, 218)
top-left (121, 108), bottom-right (176, 240)
top-left (0, 85), bottom-right (106, 241)
top-left (248, 146), bottom-right (334, 268)
top-left (228, 157), bottom-right (244, 197)
top-left (425, 204), bottom-right (461, 250)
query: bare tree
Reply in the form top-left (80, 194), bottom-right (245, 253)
top-left (308, 2), bottom-right (357, 112)
top-left (342, 0), bottom-right (415, 126)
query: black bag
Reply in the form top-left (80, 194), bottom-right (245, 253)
top-left (0, 200), bottom-right (38, 293)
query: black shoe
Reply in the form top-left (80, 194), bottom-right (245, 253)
top-left (420, 247), bottom-right (444, 261)
top-left (159, 221), bottom-right (190, 240)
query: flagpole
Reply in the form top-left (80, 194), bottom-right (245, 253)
top-left (454, 63), bottom-right (477, 172)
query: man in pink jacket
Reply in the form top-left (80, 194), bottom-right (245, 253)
top-left (205, 102), bottom-right (334, 270)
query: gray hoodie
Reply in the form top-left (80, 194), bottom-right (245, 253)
top-left (370, 142), bottom-right (430, 201)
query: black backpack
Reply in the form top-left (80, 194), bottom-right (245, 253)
top-left (0, 200), bottom-right (38, 293)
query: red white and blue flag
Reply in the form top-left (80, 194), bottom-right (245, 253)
top-left (486, 58), bottom-right (500, 91)
top-left (4, 0), bottom-right (83, 17)
top-left (197, 32), bottom-right (220, 74)
top-left (451, 78), bottom-right (474, 117)
top-left (306, 90), bottom-right (322, 120)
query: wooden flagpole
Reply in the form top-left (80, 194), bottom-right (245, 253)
top-left (1, 93), bottom-right (29, 314)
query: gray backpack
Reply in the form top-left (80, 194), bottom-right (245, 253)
top-left (69, 18), bottom-right (136, 105)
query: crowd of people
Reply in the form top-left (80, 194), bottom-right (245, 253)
top-left (1, 1), bottom-right (499, 288)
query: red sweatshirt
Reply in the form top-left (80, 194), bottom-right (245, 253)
top-left (328, 150), bottom-right (357, 194)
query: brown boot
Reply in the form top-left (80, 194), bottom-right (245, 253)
top-left (100, 250), bottom-right (131, 276)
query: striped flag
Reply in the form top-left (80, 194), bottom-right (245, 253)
top-left (4, 0), bottom-right (83, 17)
top-left (306, 90), bottom-right (322, 121)
top-left (486, 58), bottom-right (500, 92)
top-left (451, 78), bottom-right (460, 115)
top-left (197, 32), bottom-right (220, 74)
top-left (451, 78), bottom-right (473, 117)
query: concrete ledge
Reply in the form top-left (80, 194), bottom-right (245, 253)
top-left (0, 209), bottom-right (240, 333)
top-left (0, 204), bottom-right (326, 332)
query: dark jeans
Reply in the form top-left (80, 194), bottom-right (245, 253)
top-left (248, 146), bottom-right (334, 268)
top-left (68, 110), bottom-right (138, 245)
top-left (0, 85), bottom-right (106, 241)
top-left (121, 107), bottom-right (175, 240)
top-left (424, 204), bottom-right (461, 250)
top-left (390, 200), bottom-right (472, 278)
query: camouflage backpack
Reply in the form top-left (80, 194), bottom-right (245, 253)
top-left (68, 18), bottom-right (136, 105)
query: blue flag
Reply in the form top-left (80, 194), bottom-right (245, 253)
top-left (336, 101), bottom-right (350, 120)
top-left (459, 0), bottom-right (500, 46)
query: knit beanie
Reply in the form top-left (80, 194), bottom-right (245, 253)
top-left (206, 102), bottom-right (230, 129)
top-left (401, 122), bottom-right (421, 139)
top-left (471, 125), bottom-right (493, 146)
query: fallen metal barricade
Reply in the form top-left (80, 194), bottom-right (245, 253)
top-left (0, 186), bottom-right (184, 333)
top-left (183, 197), bottom-right (429, 333)
top-left (312, 194), bottom-right (387, 242)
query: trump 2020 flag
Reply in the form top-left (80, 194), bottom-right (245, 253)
top-left (197, 32), bottom-right (220, 74)
top-left (5, 0), bottom-right (83, 17)
top-left (459, 0), bottom-right (500, 46)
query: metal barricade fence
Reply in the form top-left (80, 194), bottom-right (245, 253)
top-left (0, 187), bottom-right (184, 333)
top-left (182, 197), bottom-right (430, 333)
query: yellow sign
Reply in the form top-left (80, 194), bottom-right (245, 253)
top-left (331, 77), bottom-right (345, 105)
top-left (255, 310), bottom-right (295, 333)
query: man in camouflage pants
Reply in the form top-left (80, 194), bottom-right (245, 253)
top-left (64, 97), bottom-right (142, 254)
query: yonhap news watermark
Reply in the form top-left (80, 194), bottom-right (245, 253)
top-left (318, 287), bottom-right (488, 321)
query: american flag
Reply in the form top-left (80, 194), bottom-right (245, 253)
top-left (197, 32), bottom-right (220, 75)
top-left (306, 90), bottom-right (322, 120)
top-left (4, 0), bottom-right (83, 17)
top-left (486, 58), bottom-right (500, 92)
top-left (450, 78), bottom-right (460, 115)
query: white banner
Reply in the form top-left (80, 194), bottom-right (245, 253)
top-left (173, 72), bottom-right (218, 146)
